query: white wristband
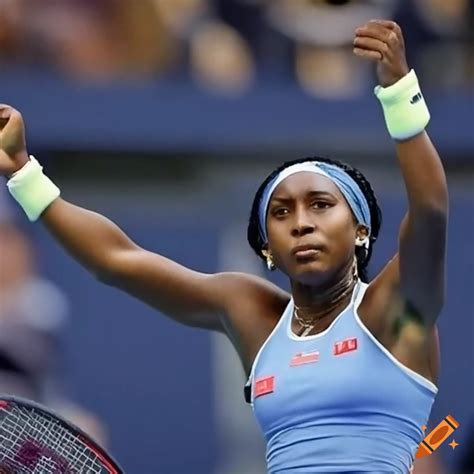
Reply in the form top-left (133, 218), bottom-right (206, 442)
top-left (7, 155), bottom-right (60, 221)
top-left (374, 69), bottom-right (430, 141)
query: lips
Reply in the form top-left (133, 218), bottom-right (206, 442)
top-left (291, 244), bottom-right (321, 255)
top-left (291, 244), bottom-right (321, 261)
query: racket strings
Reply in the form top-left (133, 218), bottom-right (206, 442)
top-left (0, 404), bottom-right (104, 473)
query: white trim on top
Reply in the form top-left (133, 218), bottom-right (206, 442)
top-left (352, 285), bottom-right (438, 395)
top-left (286, 280), bottom-right (361, 341)
top-left (246, 298), bottom-right (293, 406)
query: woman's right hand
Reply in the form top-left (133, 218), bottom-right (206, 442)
top-left (0, 104), bottom-right (30, 178)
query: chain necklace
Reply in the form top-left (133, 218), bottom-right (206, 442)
top-left (293, 273), bottom-right (358, 337)
top-left (293, 309), bottom-right (328, 337)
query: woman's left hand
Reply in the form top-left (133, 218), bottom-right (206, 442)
top-left (353, 20), bottom-right (410, 88)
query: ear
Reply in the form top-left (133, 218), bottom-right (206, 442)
top-left (355, 225), bottom-right (370, 249)
top-left (355, 225), bottom-right (369, 240)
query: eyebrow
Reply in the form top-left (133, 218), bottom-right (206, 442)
top-left (270, 190), bottom-right (337, 204)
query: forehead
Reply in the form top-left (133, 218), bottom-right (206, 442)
top-left (270, 171), bottom-right (343, 200)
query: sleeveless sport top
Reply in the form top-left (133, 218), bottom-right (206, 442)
top-left (246, 281), bottom-right (437, 473)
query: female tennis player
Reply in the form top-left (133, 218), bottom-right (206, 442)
top-left (1, 20), bottom-right (447, 473)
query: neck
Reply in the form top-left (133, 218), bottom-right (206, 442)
top-left (291, 261), bottom-right (357, 324)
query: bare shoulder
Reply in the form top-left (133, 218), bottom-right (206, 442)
top-left (103, 247), bottom-right (289, 334)
top-left (217, 272), bottom-right (291, 373)
top-left (218, 272), bottom-right (290, 314)
top-left (358, 254), bottom-right (401, 337)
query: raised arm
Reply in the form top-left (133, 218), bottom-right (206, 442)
top-left (354, 21), bottom-right (448, 325)
top-left (0, 105), bottom-right (285, 332)
top-left (394, 133), bottom-right (448, 321)
top-left (40, 198), bottom-right (230, 330)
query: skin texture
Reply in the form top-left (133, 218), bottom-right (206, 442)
top-left (0, 20), bottom-right (447, 385)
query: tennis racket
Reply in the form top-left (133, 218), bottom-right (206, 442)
top-left (0, 395), bottom-right (124, 473)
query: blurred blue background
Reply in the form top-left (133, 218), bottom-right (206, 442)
top-left (0, 0), bottom-right (473, 473)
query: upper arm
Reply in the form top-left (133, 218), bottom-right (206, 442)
top-left (399, 209), bottom-right (447, 323)
top-left (100, 247), bottom-right (286, 333)
top-left (389, 133), bottom-right (448, 325)
top-left (371, 210), bottom-right (447, 327)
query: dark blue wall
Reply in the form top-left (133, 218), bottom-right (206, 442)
top-left (1, 73), bottom-right (472, 157)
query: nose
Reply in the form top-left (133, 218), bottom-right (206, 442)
top-left (290, 208), bottom-right (315, 237)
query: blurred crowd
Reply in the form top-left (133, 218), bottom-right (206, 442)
top-left (0, 187), bottom-right (108, 447)
top-left (0, 0), bottom-right (472, 97)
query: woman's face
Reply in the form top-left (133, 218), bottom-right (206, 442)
top-left (265, 172), bottom-right (359, 285)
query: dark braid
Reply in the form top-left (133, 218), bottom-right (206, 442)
top-left (247, 156), bottom-right (382, 282)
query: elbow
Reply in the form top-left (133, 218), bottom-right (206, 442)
top-left (94, 255), bottom-right (123, 286)
top-left (96, 269), bottom-right (115, 286)
top-left (94, 248), bottom-right (137, 287)
top-left (95, 260), bottom-right (123, 286)
top-left (425, 206), bottom-right (448, 226)
top-left (412, 188), bottom-right (449, 218)
top-left (411, 202), bottom-right (448, 228)
top-left (429, 196), bottom-right (449, 217)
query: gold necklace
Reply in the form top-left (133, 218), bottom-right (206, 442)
top-left (293, 277), bottom-right (357, 337)
top-left (293, 309), bottom-right (323, 337)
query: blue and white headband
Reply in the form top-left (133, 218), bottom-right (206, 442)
top-left (258, 161), bottom-right (371, 246)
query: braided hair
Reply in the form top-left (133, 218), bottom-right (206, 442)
top-left (247, 156), bottom-right (382, 282)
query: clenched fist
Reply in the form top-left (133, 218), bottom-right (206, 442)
top-left (0, 105), bottom-right (29, 178)
top-left (353, 20), bottom-right (410, 88)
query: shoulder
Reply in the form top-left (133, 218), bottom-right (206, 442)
top-left (216, 272), bottom-right (290, 371)
top-left (216, 271), bottom-right (290, 316)
top-left (359, 255), bottom-right (413, 338)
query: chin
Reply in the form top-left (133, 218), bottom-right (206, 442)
top-left (289, 261), bottom-right (330, 286)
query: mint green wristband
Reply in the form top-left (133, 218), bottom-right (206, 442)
top-left (374, 69), bottom-right (430, 141)
top-left (7, 156), bottom-right (60, 221)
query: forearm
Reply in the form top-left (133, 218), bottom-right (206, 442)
top-left (375, 73), bottom-right (448, 214)
top-left (395, 132), bottom-right (448, 213)
top-left (41, 197), bottom-right (138, 279)
top-left (356, 20), bottom-right (448, 215)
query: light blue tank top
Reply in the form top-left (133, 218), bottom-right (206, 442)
top-left (248, 281), bottom-right (438, 473)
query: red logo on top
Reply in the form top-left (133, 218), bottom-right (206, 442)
top-left (255, 376), bottom-right (275, 398)
top-left (333, 337), bottom-right (358, 356)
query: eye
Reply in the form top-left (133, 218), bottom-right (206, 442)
top-left (311, 200), bottom-right (331, 209)
top-left (272, 207), bottom-right (289, 217)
